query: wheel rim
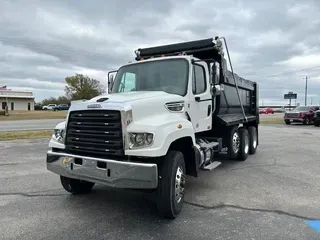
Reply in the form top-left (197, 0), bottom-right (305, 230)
top-left (174, 166), bottom-right (185, 204)
top-left (232, 132), bottom-right (240, 153)
top-left (244, 134), bottom-right (249, 154)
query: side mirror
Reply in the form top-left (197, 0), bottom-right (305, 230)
top-left (209, 62), bottom-right (220, 85)
top-left (210, 84), bottom-right (224, 96)
top-left (107, 70), bottom-right (117, 93)
top-left (109, 75), bottom-right (114, 84)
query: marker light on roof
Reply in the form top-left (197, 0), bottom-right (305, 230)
top-left (134, 50), bottom-right (140, 58)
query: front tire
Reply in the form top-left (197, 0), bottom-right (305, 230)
top-left (156, 151), bottom-right (186, 219)
top-left (60, 176), bottom-right (95, 194)
top-left (303, 117), bottom-right (310, 125)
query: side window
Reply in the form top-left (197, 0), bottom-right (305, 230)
top-left (118, 72), bottom-right (136, 92)
top-left (192, 64), bottom-right (206, 94)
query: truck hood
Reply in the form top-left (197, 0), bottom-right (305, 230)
top-left (89, 91), bottom-right (181, 104)
top-left (72, 91), bottom-right (186, 122)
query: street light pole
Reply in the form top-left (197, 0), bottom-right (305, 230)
top-left (303, 76), bottom-right (308, 106)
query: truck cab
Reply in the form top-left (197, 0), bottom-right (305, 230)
top-left (46, 37), bottom-right (259, 219)
top-left (110, 54), bottom-right (218, 133)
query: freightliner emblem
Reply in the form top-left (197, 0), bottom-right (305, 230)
top-left (87, 103), bottom-right (102, 109)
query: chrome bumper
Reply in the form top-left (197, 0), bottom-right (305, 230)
top-left (46, 150), bottom-right (158, 189)
top-left (284, 117), bottom-right (303, 122)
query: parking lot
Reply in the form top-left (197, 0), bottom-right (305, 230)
top-left (0, 124), bottom-right (319, 240)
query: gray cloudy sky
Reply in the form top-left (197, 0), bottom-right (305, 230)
top-left (1, 0), bottom-right (320, 105)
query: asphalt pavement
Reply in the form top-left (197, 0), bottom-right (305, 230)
top-left (0, 119), bottom-right (65, 131)
top-left (0, 125), bottom-right (320, 240)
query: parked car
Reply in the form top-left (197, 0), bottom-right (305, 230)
top-left (42, 104), bottom-right (57, 110)
top-left (314, 110), bottom-right (320, 127)
top-left (284, 106), bottom-right (320, 125)
top-left (34, 104), bottom-right (43, 110)
top-left (259, 107), bottom-right (274, 114)
top-left (52, 104), bottom-right (70, 111)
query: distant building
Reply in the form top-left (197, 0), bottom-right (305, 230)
top-left (0, 86), bottom-right (35, 111)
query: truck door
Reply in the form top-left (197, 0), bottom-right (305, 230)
top-left (188, 61), bottom-right (213, 132)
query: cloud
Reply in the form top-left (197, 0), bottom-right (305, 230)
top-left (0, 0), bottom-right (320, 105)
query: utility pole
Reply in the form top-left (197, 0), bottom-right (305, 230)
top-left (303, 76), bottom-right (308, 106)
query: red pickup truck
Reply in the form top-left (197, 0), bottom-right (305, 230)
top-left (259, 108), bottom-right (274, 114)
top-left (284, 106), bottom-right (320, 125)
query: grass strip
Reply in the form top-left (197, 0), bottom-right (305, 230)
top-left (0, 130), bottom-right (53, 141)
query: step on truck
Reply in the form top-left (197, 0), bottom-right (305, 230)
top-left (46, 36), bottom-right (260, 219)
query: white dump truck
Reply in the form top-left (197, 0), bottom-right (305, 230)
top-left (46, 37), bottom-right (260, 219)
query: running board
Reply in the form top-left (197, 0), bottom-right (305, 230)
top-left (202, 161), bottom-right (222, 171)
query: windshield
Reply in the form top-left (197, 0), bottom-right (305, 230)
top-left (111, 59), bottom-right (189, 96)
top-left (293, 106), bottom-right (309, 111)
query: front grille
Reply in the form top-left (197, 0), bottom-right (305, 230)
top-left (65, 110), bottom-right (124, 158)
top-left (286, 113), bottom-right (299, 117)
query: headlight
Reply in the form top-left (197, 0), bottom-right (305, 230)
top-left (53, 129), bottom-right (65, 143)
top-left (129, 132), bottom-right (154, 149)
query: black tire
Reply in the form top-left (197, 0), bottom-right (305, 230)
top-left (303, 117), bottom-right (310, 125)
top-left (315, 121), bottom-right (320, 127)
top-left (285, 120), bottom-right (291, 125)
top-left (156, 151), bottom-right (186, 219)
top-left (60, 176), bottom-right (95, 194)
top-left (227, 126), bottom-right (240, 159)
top-left (237, 128), bottom-right (249, 161)
top-left (248, 126), bottom-right (258, 155)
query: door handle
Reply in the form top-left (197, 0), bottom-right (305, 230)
top-left (207, 105), bottom-right (211, 116)
top-left (195, 96), bottom-right (200, 102)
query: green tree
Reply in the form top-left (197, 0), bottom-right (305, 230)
top-left (64, 73), bottom-right (104, 100)
top-left (42, 97), bottom-right (58, 106)
top-left (41, 96), bottom-right (70, 106)
top-left (56, 96), bottom-right (70, 104)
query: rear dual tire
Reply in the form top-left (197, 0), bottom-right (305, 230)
top-left (227, 126), bottom-right (257, 161)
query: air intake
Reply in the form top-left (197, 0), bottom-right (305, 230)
top-left (96, 98), bottom-right (109, 102)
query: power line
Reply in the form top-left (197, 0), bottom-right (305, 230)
top-left (258, 86), bottom-right (320, 90)
top-left (260, 65), bottom-right (320, 78)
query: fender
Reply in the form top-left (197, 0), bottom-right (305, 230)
top-left (125, 114), bottom-right (195, 157)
